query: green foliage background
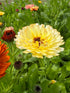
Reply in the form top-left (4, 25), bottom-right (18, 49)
top-left (0, 0), bottom-right (70, 93)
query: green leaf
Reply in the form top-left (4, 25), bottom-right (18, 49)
top-left (66, 61), bottom-right (70, 71)
top-left (66, 17), bottom-right (70, 31)
top-left (28, 64), bottom-right (38, 92)
top-left (46, 64), bottom-right (60, 79)
top-left (23, 57), bottom-right (38, 63)
top-left (41, 80), bottom-right (67, 93)
top-left (65, 38), bottom-right (70, 50)
top-left (41, 80), bottom-right (50, 93)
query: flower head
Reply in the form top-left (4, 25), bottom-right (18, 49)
top-left (0, 22), bottom-right (3, 27)
top-left (25, 4), bottom-right (34, 9)
top-left (1, 26), bottom-right (16, 41)
top-left (38, 0), bottom-right (42, 3)
top-left (0, 11), bottom-right (5, 16)
top-left (21, 7), bottom-right (25, 10)
top-left (35, 85), bottom-right (41, 93)
top-left (14, 61), bottom-right (23, 70)
top-left (16, 9), bottom-right (19, 12)
top-left (51, 80), bottom-right (56, 84)
top-left (0, 2), bottom-right (2, 5)
top-left (30, 6), bottom-right (39, 11)
top-left (15, 24), bottom-right (64, 58)
top-left (0, 41), bottom-right (11, 78)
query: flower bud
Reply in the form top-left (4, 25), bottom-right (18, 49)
top-left (14, 61), bottom-right (23, 70)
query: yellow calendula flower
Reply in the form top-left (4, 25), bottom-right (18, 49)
top-left (51, 80), bottom-right (56, 84)
top-left (38, 0), bottom-right (42, 3)
top-left (0, 22), bottom-right (3, 26)
top-left (0, 11), bottom-right (5, 16)
top-left (15, 23), bottom-right (64, 58)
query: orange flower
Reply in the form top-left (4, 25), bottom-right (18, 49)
top-left (0, 41), bottom-right (11, 78)
top-left (1, 26), bottom-right (16, 41)
top-left (30, 6), bottom-right (39, 11)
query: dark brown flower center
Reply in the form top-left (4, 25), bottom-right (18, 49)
top-left (6, 31), bottom-right (13, 35)
top-left (34, 37), bottom-right (41, 46)
top-left (34, 37), bottom-right (40, 42)
top-left (33, 9), bottom-right (36, 11)
top-left (34, 37), bottom-right (43, 46)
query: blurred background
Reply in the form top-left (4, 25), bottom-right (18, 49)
top-left (0, 0), bottom-right (46, 3)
